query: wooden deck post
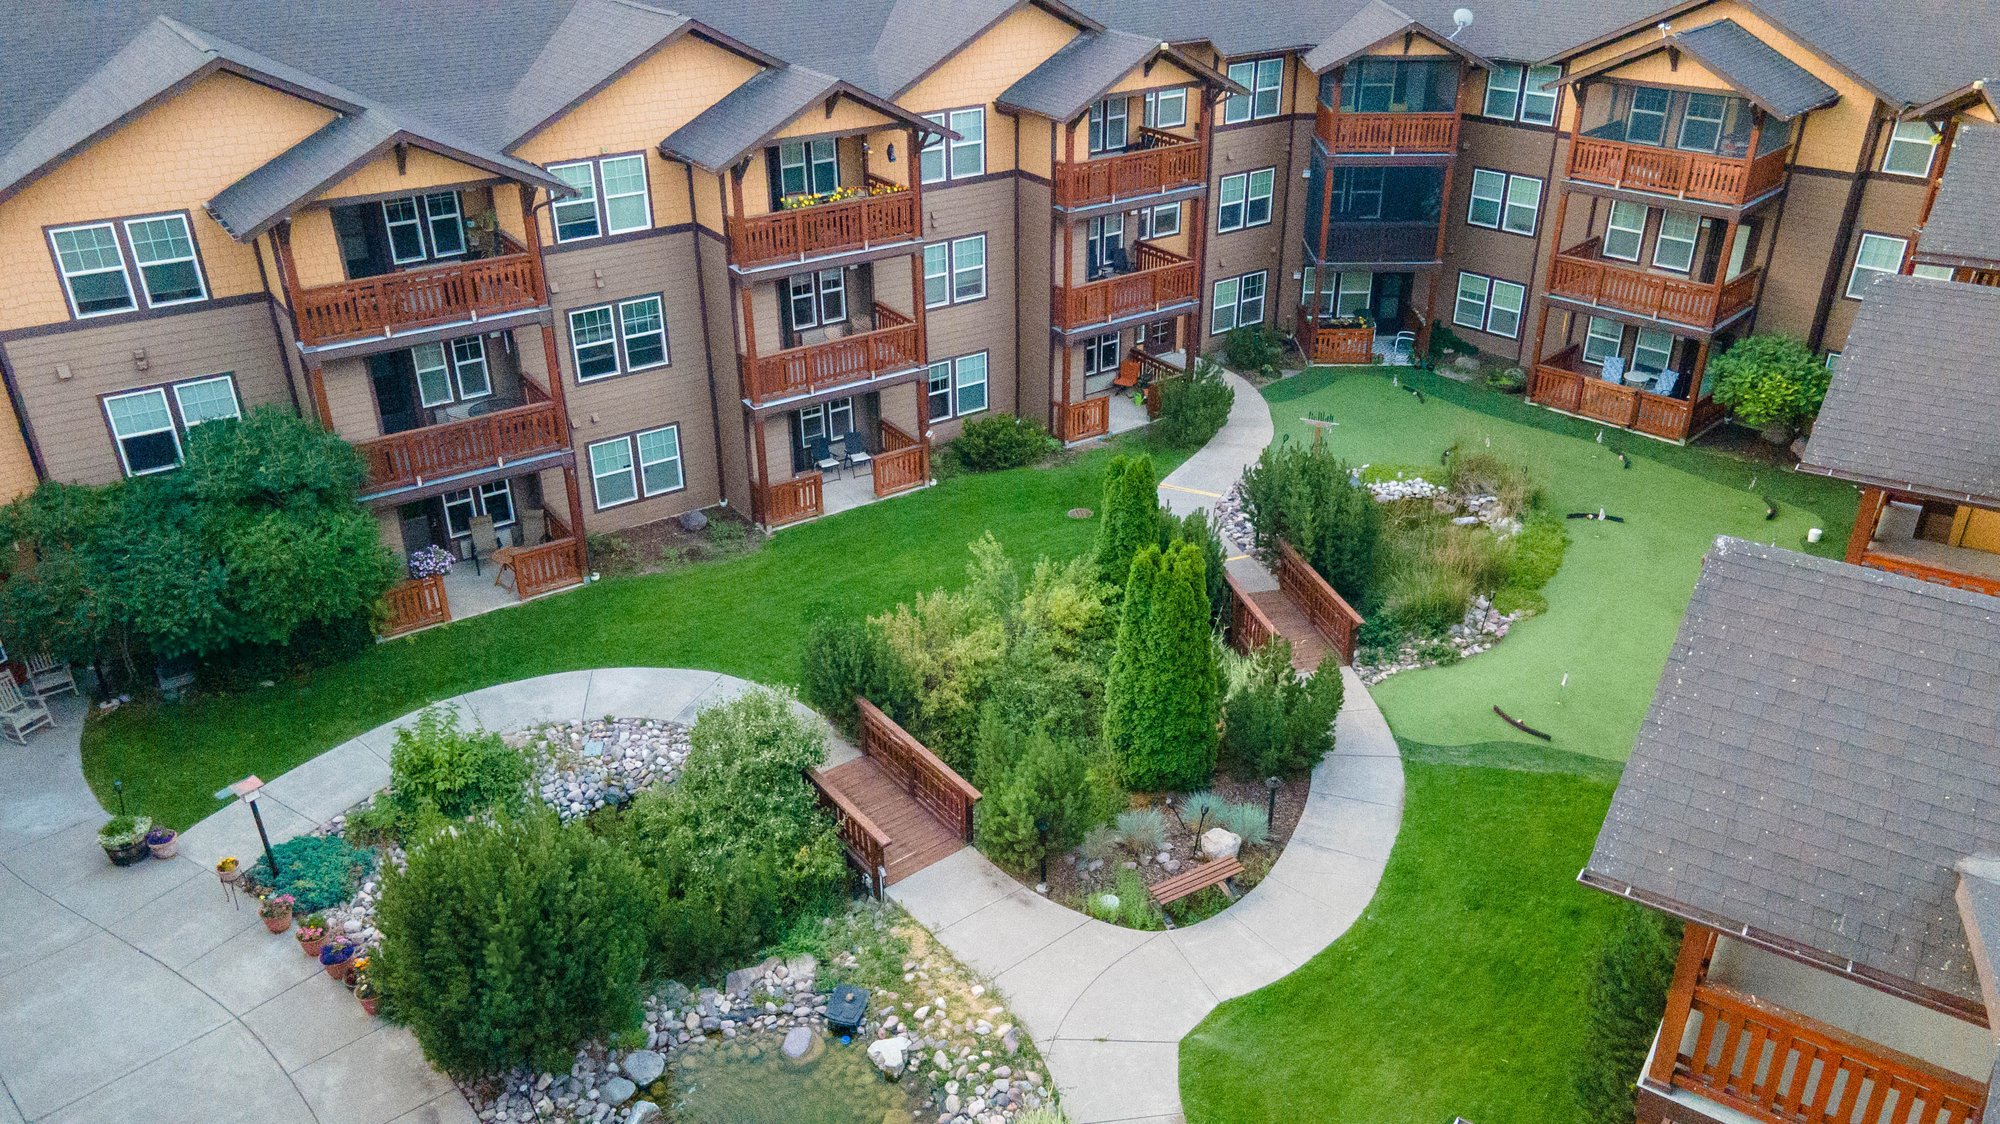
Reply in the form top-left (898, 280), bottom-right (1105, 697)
top-left (1848, 487), bottom-right (1888, 564)
top-left (1647, 924), bottom-right (1715, 1087)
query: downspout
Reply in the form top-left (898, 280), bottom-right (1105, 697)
top-left (684, 161), bottom-right (730, 507)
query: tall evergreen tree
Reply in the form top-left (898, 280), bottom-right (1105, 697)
top-left (1095, 454), bottom-right (1164, 588)
top-left (1103, 542), bottom-right (1221, 790)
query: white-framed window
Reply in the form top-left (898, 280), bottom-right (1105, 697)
top-left (1086, 214), bottom-right (1124, 277)
top-left (1216, 168), bottom-right (1274, 232)
top-left (384, 193), bottom-right (468, 262)
top-left (1466, 169), bottom-right (1506, 229)
top-left (926, 234), bottom-right (987, 306)
top-left (550, 161), bottom-right (601, 242)
top-left (1846, 233), bottom-right (1907, 298)
top-left (103, 373), bottom-right (241, 476)
top-left (778, 139), bottom-right (838, 198)
top-left (786, 268), bottom-right (847, 330)
top-left (443, 480), bottom-right (517, 538)
top-left (413, 342), bottom-right (455, 407)
top-left (1088, 98), bottom-right (1130, 154)
top-left (799, 397), bottom-right (854, 445)
top-left (1582, 316), bottom-right (1623, 365)
top-left (588, 437), bottom-right (638, 509)
top-left (123, 214), bottom-right (206, 306)
top-left (1453, 272), bottom-right (1491, 331)
top-left (383, 198), bottom-right (427, 264)
top-left (1482, 64), bottom-right (1523, 119)
top-left (619, 296), bottom-right (668, 370)
top-left (1678, 93), bottom-right (1727, 153)
top-left (1145, 88), bottom-right (1188, 129)
top-left (1141, 201), bottom-right (1181, 239)
top-left (1335, 271), bottom-right (1371, 317)
top-left (1082, 332), bottom-right (1121, 376)
top-left (1823, 352), bottom-right (1840, 372)
top-left (1652, 211), bottom-right (1700, 273)
top-left (1624, 87), bottom-right (1670, 146)
top-left (1484, 279), bottom-right (1525, 338)
top-left (568, 295), bottom-right (669, 381)
top-left (954, 351), bottom-right (988, 415)
top-left (1225, 58), bottom-right (1284, 124)
top-left (926, 360), bottom-right (952, 420)
top-left (411, 339), bottom-right (493, 407)
top-left (1881, 120), bottom-right (1938, 177)
top-left (49, 222), bottom-right (136, 317)
top-left (569, 306), bottom-right (618, 380)
top-left (636, 425), bottom-right (684, 496)
top-left (172, 375), bottom-right (241, 427)
top-left (921, 109), bottom-right (986, 183)
top-left (424, 193), bottom-right (466, 257)
top-left (1211, 270), bottom-right (1267, 334)
top-left (1603, 201), bottom-right (1648, 261)
top-left (599, 154), bottom-right (651, 233)
top-left (1632, 328), bottom-right (1674, 375)
top-left (1519, 65), bottom-right (1562, 125)
top-left (1912, 262), bottom-right (1956, 281)
top-left (450, 337), bottom-right (493, 399)
top-left (1501, 174), bottom-right (1542, 236)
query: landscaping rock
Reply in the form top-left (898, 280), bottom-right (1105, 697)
top-left (625, 1104), bottom-right (660, 1124)
top-left (781, 1027), bottom-right (815, 1060)
top-left (1199, 827), bottom-right (1242, 861)
top-left (677, 509), bottom-right (709, 532)
top-left (622, 1050), bottom-right (666, 1087)
top-left (599, 1077), bottom-right (636, 1106)
top-left (867, 1035), bottom-right (909, 1077)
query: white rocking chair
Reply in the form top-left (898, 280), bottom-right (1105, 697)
top-left (24, 654), bottom-right (75, 698)
top-left (0, 677), bottom-right (55, 744)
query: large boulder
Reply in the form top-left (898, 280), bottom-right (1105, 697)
top-left (867, 1035), bottom-right (910, 1078)
top-left (1199, 827), bottom-right (1242, 861)
top-left (623, 1049), bottom-right (666, 1087)
top-left (600, 1077), bottom-right (636, 1106)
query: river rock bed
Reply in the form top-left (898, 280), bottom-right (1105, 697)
top-left (1355, 593), bottom-right (1519, 685)
top-left (514, 717), bottom-right (691, 821)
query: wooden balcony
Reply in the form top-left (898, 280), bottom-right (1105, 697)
top-left (294, 250), bottom-right (544, 347)
top-left (1053, 129), bottom-right (1205, 208)
top-left (729, 178), bottom-right (919, 270)
top-left (1298, 310), bottom-right (1375, 365)
top-left (745, 303), bottom-right (922, 406)
top-left (1661, 980), bottom-right (1986, 1124)
top-left (1053, 241), bottom-right (1197, 330)
top-left (1567, 135), bottom-right (1789, 208)
top-left (1059, 397), bottom-right (1110, 442)
top-left (872, 422), bottom-right (928, 497)
top-left (1548, 238), bottom-right (1758, 332)
top-left (379, 575), bottom-right (449, 638)
top-left (1315, 110), bottom-right (1459, 155)
top-left (354, 383), bottom-right (568, 494)
top-left (1530, 345), bottom-right (1721, 442)
top-left (761, 473), bottom-right (824, 527)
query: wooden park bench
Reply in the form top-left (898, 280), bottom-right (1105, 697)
top-left (1148, 856), bottom-right (1244, 909)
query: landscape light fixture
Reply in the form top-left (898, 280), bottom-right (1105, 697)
top-left (1266, 775), bottom-right (1281, 825)
top-left (214, 775), bottom-right (280, 882)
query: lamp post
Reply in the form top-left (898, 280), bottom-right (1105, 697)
top-left (215, 776), bottom-right (280, 882)
top-left (1265, 775), bottom-right (1281, 827)
top-left (1035, 818), bottom-right (1050, 893)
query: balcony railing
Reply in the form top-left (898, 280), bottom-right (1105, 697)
top-left (1567, 135), bottom-right (1790, 207)
top-left (1319, 219), bottom-right (1442, 265)
top-left (872, 421), bottom-right (928, 497)
top-left (746, 303), bottom-right (922, 405)
top-left (1053, 129), bottom-right (1205, 208)
top-left (1530, 344), bottom-right (1721, 442)
top-left (1315, 110), bottom-right (1459, 154)
top-left (1053, 241), bottom-right (1197, 330)
top-left (379, 575), bottom-right (450, 638)
top-left (730, 177), bottom-right (920, 269)
top-left (1298, 311), bottom-right (1376, 365)
top-left (1059, 397), bottom-right (1110, 442)
top-left (1664, 981), bottom-right (1986, 1124)
top-left (1547, 238), bottom-right (1759, 331)
top-left (762, 473), bottom-right (824, 527)
top-left (355, 387), bottom-right (568, 493)
top-left (294, 252), bottom-right (544, 347)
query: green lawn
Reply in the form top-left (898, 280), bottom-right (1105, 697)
top-left (85, 439), bottom-right (1188, 829)
top-left (1181, 740), bottom-right (1625, 1124)
top-left (1266, 366), bottom-right (1858, 759)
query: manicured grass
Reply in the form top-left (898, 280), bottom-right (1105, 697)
top-left (1180, 740), bottom-right (1630, 1124)
top-left (85, 439), bottom-right (1189, 829)
top-left (1268, 366), bottom-right (1858, 759)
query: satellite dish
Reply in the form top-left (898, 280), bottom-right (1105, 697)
top-left (1453, 7), bottom-right (1474, 31)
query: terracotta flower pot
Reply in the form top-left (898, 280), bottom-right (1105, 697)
top-left (359, 994), bottom-right (379, 1017)
top-left (262, 912), bottom-right (292, 934)
top-left (146, 831), bottom-right (179, 860)
top-left (298, 934), bottom-right (326, 958)
top-left (322, 956), bottom-right (350, 979)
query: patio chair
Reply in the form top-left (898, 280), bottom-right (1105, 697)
top-left (1651, 369), bottom-right (1682, 398)
top-left (838, 431), bottom-right (873, 475)
top-left (1107, 245), bottom-right (1134, 274)
top-left (1389, 331), bottom-right (1417, 363)
top-left (467, 515), bottom-right (499, 578)
top-left (0, 677), bottom-right (55, 744)
top-left (23, 653), bottom-right (75, 698)
top-left (1112, 356), bottom-right (1144, 394)
top-left (808, 436), bottom-right (843, 479)
top-left (1600, 356), bottom-right (1626, 382)
top-left (517, 507), bottom-right (547, 548)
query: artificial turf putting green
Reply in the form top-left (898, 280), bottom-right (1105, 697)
top-left (1267, 366), bottom-right (1857, 760)
top-left (1180, 739), bottom-right (1626, 1124)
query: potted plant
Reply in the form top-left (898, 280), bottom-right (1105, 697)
top-left (145, 824), bottom-right (178, 859)
top-left (97, 816), bottom-right (154, 866)
top-left (344, 954), bottom-right (369, 991)
top-left (258, 893), bottom-right (295, 934)
top-left (295, 914), bottom-right (328, 958)
top-left (319, 936), bottom-right (359, 979)
top-left (216, 855), bottom-right (241, 884)
top-left (353, 966), bottom-right (379, 1016)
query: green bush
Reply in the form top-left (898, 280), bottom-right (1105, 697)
top-left (1222, 325), bottom-right (1284, 373)
top-left (974, 729), bottom-right (1117, 874)
top-left (986, 556), bottom-right (1117, 746)
top-left (1104, 542), bottom-right (1222, 791)
top-left (1176, 791), bottom-right (1228, 833)
top-left (245, 833), bottom-right (376, 912)
top-left (1215, 801), bottom-right (1270, 846)
top-left (950, 414), bottom-right (1059, 471)
top-left (1095, 454), bottom-right (1169, 588)
top-left (1174, 510), bottom-right (1228, 630)
top-left (1083, 868), bottom-right (1164, 930)
top-left (797, 612), bottom-right (915, 736)
top-left (1114, 807), bottom-right (1168, 852)
top-left (1444, 444), bottom-right (1539, 517)
top-left (1151, 361), bottom-right (1235, 450)
top-left (1221, 640), bottom-right (1343, 779)
top-left (1373, 507), bottom-right (1509, 635)
top-left (1239, 441), bottom-right (1379, 605)
top-left (1495, 509), bottom-right (1569, 616)
top-left (385, 705), bottom-right (528, 836)
top-left (374, 813), bottom-right (651, 1077)
top-left (1574, 908), bottom-right (1683, 1124)
top-left (873, 588), bottom-right (1004, 774)
top-left (624, 690), bottom-right (847, 979)
top-left (1708, 334), bottom-right (1828, 431)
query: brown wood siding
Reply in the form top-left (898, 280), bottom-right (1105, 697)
top-left (1205, 120), bottom-right (1294, 345)
top-left (1014, 176), bottom-right (1054, 427)
top-left (922, 177), bottom-right (1018, 442)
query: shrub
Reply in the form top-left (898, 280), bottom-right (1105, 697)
top-left (1079, 825), bottom-right (1122, 865)
top-left (385, 705), bottom-right (528, 836)
top-left (1222, 325), bottom-right (1284, 373)
top-left (1114, 807), bottom-right (1168, 853)
top-left (1239, 440), bottom-right (1379, 606)
top-left (1372, 509), bottom-right (1508, 635)
top-left (873, 589), bottom-right (1004, 774)
top-left (1708, 334), bottom-right (1828, 431)
top-left (1215, 802), bottom-right (1270, 846)
top-left (624, 690), bottom-right (847, 979)
top-left (987, 556), bottom-right (1117, 746)
top-left (1151, 361), bottom-right (1235, 450)
top-left (1495, 509), bottom-right (1569, 616)
top-left (1176, 790), bottom-right (1228, 833)
top-left (1174, 510), bottom-right (1228, 630)
top-left (585, 532), bottom-right (632, 574)
top-left (374, 813), bottom-right (651, 1077)
top-left (798, 613), bottom-right (914, 736)
top-left (1104, 543), bottom-right (1222, 791)
top-left (1444, 444), bottom-right (1539, 517)
top-left (1221, 641), bottom-right (1343, 779)
top-left (1095, 454), bottom-right (1169, 588)
top-left (974, 731), bottom-right (1118, 874)
top-left (1574, 908), bottom-right (1684, 1124)
top-left (1085, 868), bottom-right (1164, 930)
top-left (950, 414), bottom-right (1059, 471)
top-left (1483, 367), bottom-right (1528, 393)
top-left (244, 833), bottom-right (376, 912)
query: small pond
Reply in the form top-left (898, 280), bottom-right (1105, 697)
top-left (651, 1032), bottom-right (920, 1124)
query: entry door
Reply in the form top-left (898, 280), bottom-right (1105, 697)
top-left (368, 352), bottom-right (424, 435)
top-left (1371, 273), bottom-right (1410, 333)
top-left (1087, 216), bottom-right (1125, 279)
top-left (332, 204), bottom-right (394, 279)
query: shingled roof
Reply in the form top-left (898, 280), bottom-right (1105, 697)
top-left (1799, 274), bottom-right (2000, 507)
top-left (1301, 0), bottom-right (1489, 75)
top-left (1582, 539), bottom-right (2000, 1017)
top-left (1561, 19), bottom-right (1840, 120)
top-left (1918, 124), bottom-right (2000, 271)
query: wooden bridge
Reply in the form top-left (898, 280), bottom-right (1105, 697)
top-left (1225, 539), bottom-right (1364, 670)
top-left (809, 698), bottom-right (980, 895)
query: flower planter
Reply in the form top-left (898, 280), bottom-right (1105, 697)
top-left (262, 911), bottom-right (293, 934)
top-left (102, 838), bottom-right (151, 866)
top-left (297, 933), bottom-right (326, 958)
top-left (320, 946), bottom-right (358, 979)
top-left (359, 994), bottom-right (379, 1017)
top-left (145, 828), bottom-right (178, 860)
top-left (342, 968), bottom-right (360, 991)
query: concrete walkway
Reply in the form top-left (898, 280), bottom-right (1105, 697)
top-left (0, 669), bottom-right (827, 1124)
top-left (890, 371), bottom-right (1406, 1124)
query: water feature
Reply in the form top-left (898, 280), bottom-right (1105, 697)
top-left (645, 1031), bottom-right (921, 1124)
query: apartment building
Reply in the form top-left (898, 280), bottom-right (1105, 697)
top-left (1, 0), bottom-right (1996, 627)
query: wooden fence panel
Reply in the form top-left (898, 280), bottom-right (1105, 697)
top-left (379, 575), bottom-right (449, 637)
top-left (1276, 540), bottom-right (1363, 665)
top-left (855, 698), bottom-right (980, 841)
